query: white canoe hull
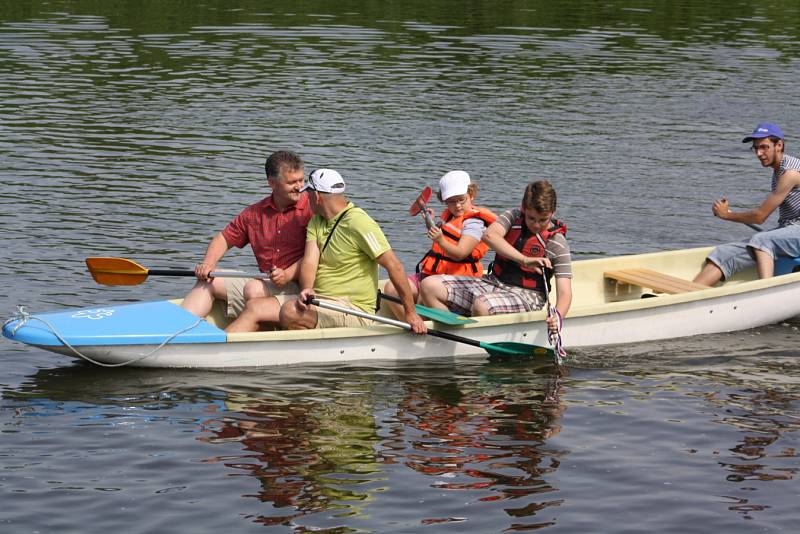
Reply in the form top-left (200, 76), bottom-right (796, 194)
top-left (564, 277), bottom-right (800, 346)
top-left (5, 246), bottom-right (800, 368)
top-left (35, 322), bottom-right (543, 368)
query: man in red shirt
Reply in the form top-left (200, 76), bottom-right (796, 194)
top-left (181, 151), bottom-right (313, 332)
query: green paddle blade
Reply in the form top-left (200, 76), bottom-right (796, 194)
top-left (415, 303), bottom-right (476, 325)
top-left (483, 341), bottom-right (555, 361)
top-left (377, 291), bottom-right (475, 325)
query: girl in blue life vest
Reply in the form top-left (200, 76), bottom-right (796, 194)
top-left (382, 171), bottom-right (497, 318)
top-left (419, 180), bottom-right (572, 336)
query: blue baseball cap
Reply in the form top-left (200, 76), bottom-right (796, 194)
top-left (742, 122), bottom-right (784, 143)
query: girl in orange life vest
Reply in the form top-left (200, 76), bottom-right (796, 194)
top-left (382, 171), bottom-right (497, 319)
top-left (420, 180), bottom-right (572, 335)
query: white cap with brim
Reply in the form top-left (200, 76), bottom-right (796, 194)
top-left (300, 168), bottom-right (346, 193)
top-left (439, 170), bottom-right (470, 200)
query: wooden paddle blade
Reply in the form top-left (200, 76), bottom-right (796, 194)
top-left (409, 186), bottom-right (432, 216)
top-left (85, 257), bottom-right (149, 286)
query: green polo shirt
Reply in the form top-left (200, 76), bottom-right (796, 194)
top-left (307, 202), bottom-right (391, 312)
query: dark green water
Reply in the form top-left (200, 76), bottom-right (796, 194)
top-left (1, 1), bottom-right (799, 532)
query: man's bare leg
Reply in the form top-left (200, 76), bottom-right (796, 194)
top-left (279, 299), bottom-right (319, 330)
top-left (418, 276), bottom-right (449, 310)
top-left (753, 249), bottom-right (775, 279)
top-left (226, 296), bottom-right (281, 333)
top-left (181, 277), bottom-right (227, 317)
top-left (693, 262), bottom-right (724, 286)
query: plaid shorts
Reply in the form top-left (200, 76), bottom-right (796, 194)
top-left (439, 274), bottom-right (546, 315)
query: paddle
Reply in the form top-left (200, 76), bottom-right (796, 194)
top-left (541, 277), bottom-right (566, 364)
top-left (307, 297), bottom-right (555, 361)
top-left (86, 257), bottom-right (270, 286)
top-left (409, 186), bottom-right (436, 229)
top-left (377, 290), bottom-right (476, 325)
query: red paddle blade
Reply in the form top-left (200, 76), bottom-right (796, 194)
top-left (409, 186), bottom-right (432, 215)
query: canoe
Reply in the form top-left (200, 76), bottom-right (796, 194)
top-left (4, 246), bottom-right (800, 368)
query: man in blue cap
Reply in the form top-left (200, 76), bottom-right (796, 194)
top-left (694, 123), bottom-right (800, 285)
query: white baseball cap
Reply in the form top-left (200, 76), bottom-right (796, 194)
top-left (439, 170), bottom-right (470, 200)
top-left (300, 168), bottom-right (346, 193)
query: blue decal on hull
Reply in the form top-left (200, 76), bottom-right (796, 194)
top-left (3, 301), bottom-right (226, 347)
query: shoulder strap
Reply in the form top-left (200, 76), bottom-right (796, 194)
top-left (321, 207), bottom-right (353, 254)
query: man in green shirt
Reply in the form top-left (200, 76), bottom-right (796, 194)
top-left (279, 168), bottom-right (426, 333)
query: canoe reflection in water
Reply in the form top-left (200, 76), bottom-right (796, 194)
top-left (395, 366), bottom-right (566, 522)
top-left (200, 386), bottom-right (383, 526)
top-left (6, 355), bottom-right (799, 529)
top-left (197, 364), bottom-right (565, 527)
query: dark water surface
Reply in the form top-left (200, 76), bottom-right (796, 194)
top-left (2, 1), bottom-right (799, 532)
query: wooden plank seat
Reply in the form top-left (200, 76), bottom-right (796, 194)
top-left (604, 268), bottom-right (708, 294)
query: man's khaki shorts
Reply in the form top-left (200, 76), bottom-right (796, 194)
top-left (224, 277), bottom-right (299, 318)
top-left (313, 296), bottom-right (374, 328)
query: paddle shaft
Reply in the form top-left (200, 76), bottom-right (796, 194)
top-left (148, 269), bottom-right (196, 277)
top-left (152, 269), bottom-right (271, 279)
top-left (309, 298), bottom-right (485, 350)
top-left (422, 206), bottom-right (435, 230)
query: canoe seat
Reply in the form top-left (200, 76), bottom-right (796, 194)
top-left (775, 256), bottom-right (800, 276)
top-left (604, 268), bottom-right (708, 294)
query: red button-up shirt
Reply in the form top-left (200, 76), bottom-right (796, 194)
top-left (222, 193), bottom-right (313, 272)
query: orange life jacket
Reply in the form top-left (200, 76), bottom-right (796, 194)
top-left (490, 216), bottom-right (567, 291)
top-left (417, 206), bottom-right (497, 276)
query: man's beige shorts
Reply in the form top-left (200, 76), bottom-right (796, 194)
top-left (224, 277), bottom-right (299, 318)
top-left (314, 296), bottom-right (374, 329)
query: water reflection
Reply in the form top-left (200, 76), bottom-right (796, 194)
top-left (394, 365), bottom-right (566, 526)
top-left (190, 363), bottom-right (567, 527)
top-left (607, 356), bottom-right (800, 523)
top-left (4, 355), bottom-right (799, 529)
top-left (692, 367), bottom-right (800, 520)
top-left (201, 388), bottom-right (382, 526)
top-left (4, 361), bottom-right (566, 527)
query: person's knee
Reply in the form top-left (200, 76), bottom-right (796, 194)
top-left (417, 279), bottom-right (431, 304)
top-left (244, 296), bottom-right (271, 312)
top-left (419, 277), bottom-right (441, 299)
top-left (747, 244), bottom-right (774, 260)
top-left (243, 279), bottom-right (269, 301)
top-left (279, 300), bottom-right (299, 328)
top-left (278, 302), bottom-right (291, 324)
top-left (472, 297), bottom-right (490, 316)
top-left (383, 281), bottom-right (397, 296)
top-left (704, 259), bottom-right (723, 273)
top-left (209, 277), bottom-right (229, 300)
